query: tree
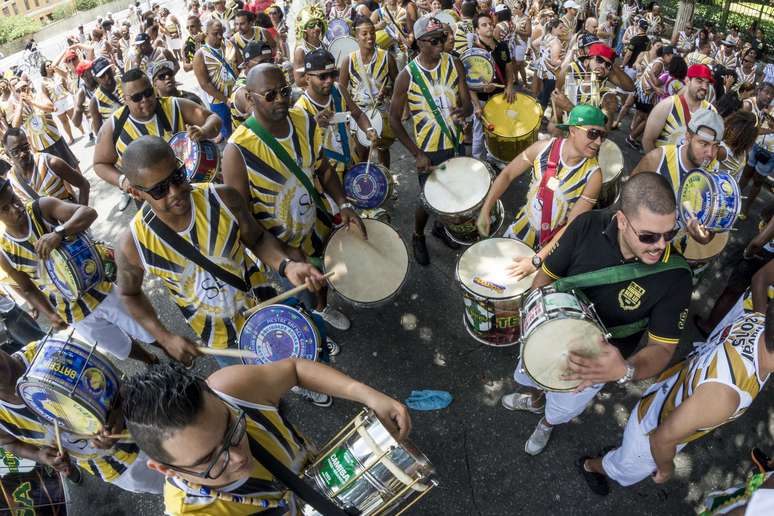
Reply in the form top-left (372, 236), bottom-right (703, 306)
top-left (673, 0), bottom-right (696, 40)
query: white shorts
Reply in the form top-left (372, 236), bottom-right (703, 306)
top-left (624, 66), bottom-right (637, 81)
top-left (512, 43), bottom-right (527, 62)
top-left (71, 287), bottom-right (154, 360)
top-left (167, 37), bottom-right (183, 50)
top-left (513, 358), bottom-right (604, 425)
top-left (53, 96), bottom-right (74, 116)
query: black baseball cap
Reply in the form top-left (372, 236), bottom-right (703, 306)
top-left (92, 56), bottom-right (112, 77)
top-left (243, 41), bottom-right (272, 63)
top-left (304, 49), bottom-right (336, 72)
top-left (134, 33), bottom-right (150, 45)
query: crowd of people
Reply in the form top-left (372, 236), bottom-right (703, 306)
top-left (0, 0), bottom-right (770, 513)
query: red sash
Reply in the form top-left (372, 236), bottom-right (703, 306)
top-left (537, 138), bottom-right (563, 247)
top-left (677, 94), bottom-right (692, 125)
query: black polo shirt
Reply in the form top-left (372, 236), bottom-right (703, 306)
top-left (542, 210), bottom-right (692, 358)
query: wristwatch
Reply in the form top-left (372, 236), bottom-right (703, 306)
top-left (340, 202), bottom-right (354, 211)
top-left (616, 362), bottom-right (636, 385)
top-left (53, 225), bottom-right (66, 238)
top-left (531, 254), bottom-right (543, 269)
top-left (278, 258), bottom-right (293, 279)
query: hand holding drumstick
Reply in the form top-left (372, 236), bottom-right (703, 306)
top-left (682, 202), bottom-right (714, 245)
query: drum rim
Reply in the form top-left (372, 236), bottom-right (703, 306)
top-left (421, 158), bottom-right (493, 217)
top-left (455, 236), bottom-right (535, 300)
top-left (45, 236), bottom-right (106, 300)
top-left (599, 139), bottom-right (624, 183)
top-left (237, 304), bottom-right (321, 364)
top-left (443, 199), bottom-right (506, 246)
top-left (483, 92), bottom-right (543, 139)
top-left (17, 379), bottom-right (109, 432)
top-left (323, 219), bottom-right (409, 307)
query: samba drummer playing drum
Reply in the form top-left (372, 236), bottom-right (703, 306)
top-left (501, 173), bottom-right (692, 456)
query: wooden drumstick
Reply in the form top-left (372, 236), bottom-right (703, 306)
top-left (69, 430), bottom-right (132, 440)
top-left (243, 271), bottom-right (336, 317)
top-left (53, 421), bottom-right (63, 456)
top-left (196, 347), bottom-right (260, 360)
top-left (682, 201), bottom-right (710, 240)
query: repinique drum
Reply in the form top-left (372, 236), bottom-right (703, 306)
top-left (461, 48), bottom-right (495, 89)
top-left (482, 93), bottom-right (543, 163)
top-left (168, 132), bottom-right (220, 183)
top-left (324, 219), bottom-right (408, 307)
top-left (238, 304), bottom-right (320, 365)
top-left (679, 169), bottom-right (741, 231)
top-left (325, 18), bottom-right (350, 43)
top-left (0, 467), bottom-right (69, 515)
top-left (519, 287), bottom-right (607, 392)
top-left (597, 139), bottom-right (624, 208)
top-left (44, 233), bottom-right (105, 301)
top-left (343, 162), bottom-right (393, 209)
top-left (456, 238), bottom-right (536, 346)
top-left (422, 157), bottom-right (496, 244)
top-left (17, 333), bottom-right (120, 435)
top-left (375, 27), bottom-right (397, 49)
top-left (303, 409), bottom-right (436, 516)
top-left (328, 36), bottom-right (359, 67)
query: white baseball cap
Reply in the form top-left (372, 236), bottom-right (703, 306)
top-left (564, 0), bottom-right (580, 9)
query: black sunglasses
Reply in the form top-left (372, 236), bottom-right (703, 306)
top-left (594, 56), bottom-right (612, 69)
top-left (623, 213), bottom-right (679, 244)
top-left (577, 126), bottom-right (607, 141)
top-left (156, 71), bottom-right (174, 81)
top-left (420, 33), bottom-right (448, 46)
top-left (128, 86), bottom-right (155, 102)
top-left (249, 85), bottom-right (292, 102)
top-left (308, 70), bottom-right (338, 81)
top-left (133, 160), bottom-right (188, 199)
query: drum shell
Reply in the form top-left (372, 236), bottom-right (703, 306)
top-left (237, 304), bottom-right (321, 365)
top-left (45, 235), bottom-right (105, 301)
top-left (0, 467), bottom-right (69, 514)
top-left (169, 132), bottom-right (221, 183)
top-left (443, 199), bottom-right (505, 246)
top-left (482, 93), bottom-right (543, 163)
top-left (459, 280), bottom-right (526, 347)
top-left (679, 170), bottom-right (740, 232)
top-left (375, 29), bottom-right (393, 49)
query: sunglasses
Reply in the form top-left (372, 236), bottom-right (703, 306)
top-left (133, 160), bottom-right (188, 199)
top-left (156, 71), bottom-right (174, 81)
top-left (249, 85), bottom-right (292, 102)
top-left (594, 56), bottom-right (612, 69)
top-left (305, 21), bottom-right (323, 29)
top-left (128, 87), bottom-right (155, 102)
top-left (623, 213), bottom-right (679, 244)
top-left (308, 70), bottom-right (338, 81)
top-left (576, 126), bottom-right (607, 141)
top-left (7, 143), bottom-right (30, 157)
top-left (420, 33), bottom-right (448, 46)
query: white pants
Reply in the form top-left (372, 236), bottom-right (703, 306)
top-left (513, 358), bottom-right (604, 425)
top-left (72, 288), bottom-right (154, 360)
top-left (601, 403), bottom-right (686, 486)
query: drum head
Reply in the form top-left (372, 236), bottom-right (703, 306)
top-left (352, 109), bottom-right (383, 147)
top-left (238, 305), bottom-right (320, 364)
top-left (523, 318), bottom-right (604, 391)
top-left (681, 230), bottom-right (729, 262)
top-left (18, 382), bottom-right (105, 434)
top-left (598, 139), bottom-right (623, 184)
top-left (45, 250), bottom-right (80, 300)
top-left (482, 93), bottom-right (543, 139)
top-left (168, 132), bottom-right (197, 179)
top-left (324, 219), bottom-right (408, 305)
top-left (326, 19), bottom-right (350, 41)
top-left (423, 157), bottom-right (491, 215)
top-left (328, 37), bottom-right (358, 67)
top-left (461, 49), bottom-right (494, 88)
top-left (344, 163), bottom-right (391, 209)
top-left (456, 238), bottom-right (535, 300)
top-left (679, 169), bottom-right (715, 226)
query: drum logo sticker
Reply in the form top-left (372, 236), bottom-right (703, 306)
top-left (11, 481), bottom-right (34, 512)
top-left (473, 277), bottom-right (505, 293)
top-left (618, 281), bottom-right (645, 311)
top-left (83, 259), bottom-right (98, 277)
top-left (318, 447), bottom-right (358, 491)
top-left (83, 368), bottom-right (106, 395)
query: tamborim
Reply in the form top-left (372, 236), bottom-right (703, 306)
top-left (679, 230), bottom-right (730, 268)
top-left (456, 238), bottom-right (536, 346)
top-left (324, 219), bottom-right (408, 307)
top-left (482, 93), bottom-right (542, 163)
top-left (238, 304), bottom-right (320, 365)
top-left (343, 162), bottom-right (393, 209)
top-left (597, 139), bottom-right (624, 208)
top-left (328, 36), bottom-right (359, 67)
top-left (17, 333), bottom-right (120, 435)
top-left (168, 132), bottom-right (220, 183)
top-left (679, 169), bottom-right (741, 231)
top-left (461, 48), bottom-right (495, 88)
top-left (44, 234), bottom-right (105, 301)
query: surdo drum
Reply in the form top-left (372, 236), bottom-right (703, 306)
top-left (482, 93), bottom-right (543, 163)
top-left (328, 37), bottom-right (359, 67)
top-left (597, 139), bottom-right (624, 208)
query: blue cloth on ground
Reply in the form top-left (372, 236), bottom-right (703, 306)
top-left (405, 390), bottom-right (453, 411)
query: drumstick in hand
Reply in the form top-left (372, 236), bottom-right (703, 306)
top-left (682, 201), bottom-right (710, 240)
top-left (243, 271), bottom-right (336, 316)
top-left (53, 421), bottom-right (63, 456)
top-left (196, 347), bottom-right (260, 359)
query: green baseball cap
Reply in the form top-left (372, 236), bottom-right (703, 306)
top-left (556, 104), bottom-right (608, 129)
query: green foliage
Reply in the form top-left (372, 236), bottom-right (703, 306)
top-left (75, 0), bottom-right (100, 10)
top-left (0, 16), bottom-right (42, 45)
top-left (51, 4), bottom-right (75, 21)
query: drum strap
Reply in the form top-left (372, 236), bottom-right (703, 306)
top-left (322, 86), bottom-right (352, 164)
top-left (29, 200), bottom-right (47, 239)
top-left (13, 169), bottom-right (41, 201)
top-left (243, 116), bottom-right (334, 226)
top-left (677, 94), bottom-right (692, 126)
top-left (552, 257), bottom-right (691, 338)
top-left (140, 204), bottom-right (249, 292)
top-left (537, 138), bottom-right (563, 247)
top-left (407, 60), bottom-right (462, 155)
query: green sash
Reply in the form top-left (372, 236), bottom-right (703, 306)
top-left (553, 257), bottom-right (690, 339)
top-left (408, 60), bottom-right (461, 154)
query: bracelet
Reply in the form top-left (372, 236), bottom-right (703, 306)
top-left (340, 202), bottom-right (354, 211)
top-left (278, 258), bottom-right (292, 279)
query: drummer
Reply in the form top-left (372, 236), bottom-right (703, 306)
top-left (501, 172), bottom-right (692, 455)
top-left (230, 41), bottom-right (275, 128)
top-left (0, 342), bottom-right (165, 493)
top-left (149, 60), bottom-right (205, 106)
top-left (0, 184), bottom-right (158, 364)
top-left (339, 17), bottom-right (399, 167)
top-left (88, 57), bottom-right (123, 135)
top-left (122, 360), bottom-right (410, 514)
top-left (389, 15), bottom-right (472, 265)
top-left (738, 82), bottom-right (774, 220)
top-left (477, 104), bottom-right (604, 277)
top-left (231, 10), bottom-right (276, 60)
top-left (115, 136), bottom-right (325, 368)
top-left (3, 127), bottom-right (90, 205)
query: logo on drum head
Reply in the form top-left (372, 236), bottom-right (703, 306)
top-left (82, 368), bottom-right (106, 394)
top-left (618, 281), bottom-right (645, 311)
top-left (83, 259), bottom-right (97, 276)
top-left (473, 277), bottom-right (506, 293)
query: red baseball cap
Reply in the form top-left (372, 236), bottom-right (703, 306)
top-left (686, 64), bottom-right (714, 83)
top-left (64, 49), bottom-right (77, 61)
top-left (588, 43), bottom-right (616, 63)
top-left (75, 60), bottom-right (93, 76)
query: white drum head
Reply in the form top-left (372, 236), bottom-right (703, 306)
top-left (423, 157), bottom-right (491, 215)
top-left (328, 36), bottom-right (359, 67)
top-left (523, 318), bottom-right (604, 391)
top-left (456, 238), bottom-right (535, 299)
top-left (598, 139), bottom-right (623, 184)
top-left (351, 109), bottom-right (382, 147)
top-left (324, 219), bottom-right (409, 304)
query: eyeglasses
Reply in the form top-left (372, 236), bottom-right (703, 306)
top-left (576, 126), bottom-right (607, 141)
top-left (160, 404), bottom-right (247, 480)
top-left (623, 212), bottom-right (679, 244)
top-left (308, 70), bottom-right (338, 81)
top-left (594, 56), bottom-right (612, 69)
top-left (420, 33), bottom-right (448, 46)
top-left (249, 85), bottom-right (292, 102)
top-left (133, 160), bottom-right (188, 199)
top-left (7, 143), bottom-right (30, 158)
top-left (127, 86), bottom-right (154, 102)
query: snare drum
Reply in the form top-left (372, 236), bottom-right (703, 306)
top-left (238, 304), bottom-right (320, 365)
top-left (461, 48), bottom-right (495, 89)
top-left (168, 132), bottom-right (220, 183)
top-left (520, 288), bottom-right (606, 392)
top-left (343, 162), bottom-right (393, 209)
top-left (679, 169), bottom-right (741, 231)
top-left (482, 93), bottom-right (543, 163)
top-left (303, 409), bottom-right (436, 516)
top-left (324, 219), bottom-right (408, 307)
top-left (17, 333), bottom-right (120, 435)
top-left (325, 18), bottom-right (350, 43)
top-left (45, 233), bottom-right (105, 301)
top-left (328, 36), bottom-right (358, 67)
top-left (0, 467), bottom-right (69, 514)
top-left (456, 238), bottom-right (536, 346)
top-left (597, 139), bottom-right (624, 208)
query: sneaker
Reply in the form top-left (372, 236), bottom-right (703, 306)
top-left (576, 456), bottom-right (610, 496)
top-left (501, 391), bottom-right (545, 414)
top-left (325, 336), bottom-right (340, 356)
top-left (117, 192), bottom-right (132, 212)
top-left (292, 387), bottom-right (332, 408)
top-left (85, 134), bottom-right (96, 147)
top-left (413, 234), bottom-right (430, 266)
top-left (431, 222), bottom-right (461, 250)
top-left (525, 419), bottom-right (553, 455)
top-left (313, 306), bottom-right (350, 331)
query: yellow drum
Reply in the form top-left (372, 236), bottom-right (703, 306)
top-left (376, 29), bottom-right (393, 49)
top-left (482, 93), bottom-right (543, 163)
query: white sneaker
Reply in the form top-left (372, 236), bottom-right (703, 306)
top-left (291, 386), bottom-right (332, 407)
top-left (314, 306), bottom-right (351, 331)
top-left (501, 392), bottom-right (545, 414)
top-left (525, 419), bottom-right (553, 456)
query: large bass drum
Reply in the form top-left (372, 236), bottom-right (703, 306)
top-left (482, 93), bottom-right (542, 163)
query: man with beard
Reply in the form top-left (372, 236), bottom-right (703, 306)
top-left (194, 20), bottom-right (238, 143)
top-left (642, 64), bottom-right (716, 152)
top-left (149, 60), bottom-right (204, 106)
top-left (500, 172), bottom-right (692, 456)
top-left (183, 16), bottom-right (205, 73)
top-left (230, 10), bottom-right (276, 60)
